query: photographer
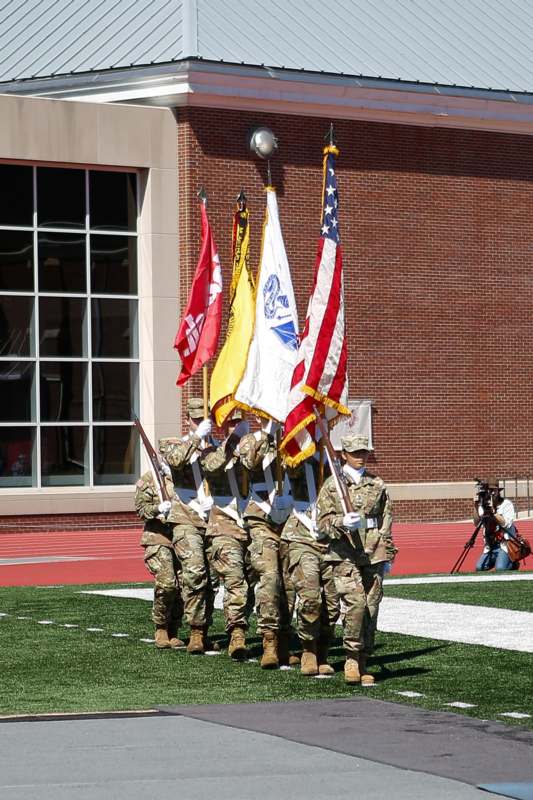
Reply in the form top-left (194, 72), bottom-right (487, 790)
top-left (474, 478), bottom-right (517, 571)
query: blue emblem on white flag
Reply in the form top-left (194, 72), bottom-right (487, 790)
top-left (263, 274), bottom-right (299, 350)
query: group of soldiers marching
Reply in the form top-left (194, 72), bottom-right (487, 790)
top-left (134, 398), bottom-right (397, 685)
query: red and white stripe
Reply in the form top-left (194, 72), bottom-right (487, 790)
top-left (281, 235), bottom-right (349, 466)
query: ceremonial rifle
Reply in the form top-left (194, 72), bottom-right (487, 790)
top-left (132, 413), bottom-right (171, 503)
top-left (313, 406), bottom-right (361, 550)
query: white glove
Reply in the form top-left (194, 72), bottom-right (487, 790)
top-left (200, 496), bottom-right (214, 513)
top-left (195, 419), bottom-right (212, 439)
top-left (233, 421), bottom-right (249, 438)
top-left (158, 501), bottom-right (172, 516)
top-left (343, 512), bottom-right (361, 530)
top-left (160, 462), bottom-right (171, 477)
top-left (383, 561), bottom-right (392, 574)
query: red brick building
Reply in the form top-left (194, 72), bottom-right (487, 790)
top-left (1, 3), bottom-right (532, 528)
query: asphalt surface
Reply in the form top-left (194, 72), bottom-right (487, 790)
top-left (0, 713), bottom-right (506, 800)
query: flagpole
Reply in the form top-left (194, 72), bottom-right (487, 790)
top-left (203, 364), bottom-right (209, 418)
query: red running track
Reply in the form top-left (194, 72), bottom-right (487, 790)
top-left (1, 521), bottom-right (532, 586)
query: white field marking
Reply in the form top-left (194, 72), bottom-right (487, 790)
top-left (86, 627), bottom-right (104, 632)
top-left (246, 658), bottom-right (258, 663)
top-left (0, 612), bottom-right (10, 617)
top-left (36, 620), bottom-right (54, 625)
top-left (314, 674), bottom-right (333, 679)
top-left (139, 638), bottom-right (154, 643)
top-left (62, 624), bottom-right (78, 628)
top-left (445, 702), bottom-right (477, 708)
top-left (110, 633), bottom-right (129, 638)
top-left (379, 598), bottom-right (533, 653)
top-left (396, 691), bottom-right (425, 698)
top-left (384, 573), bottom-right (533, 586)
top-left (82, 586), bottom-right (226, 609)
top-left (499, 712), bottom-right (531, 719)
top-left (16, 616), bottom-right (30, 620)
top-left (205, 651), bottom-right (221, 656)
top-left (279, 665), bottom-right (292, 671)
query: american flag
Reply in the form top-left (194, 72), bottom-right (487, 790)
top-left (280, 143), bottom-right (349, 466)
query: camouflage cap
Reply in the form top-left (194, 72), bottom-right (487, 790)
top-left (187, 397), bottom-right (206, 417)
top-left (341, 434), bottom-right (370, 452)
top-left (158, 436), bottom-right (180, 451)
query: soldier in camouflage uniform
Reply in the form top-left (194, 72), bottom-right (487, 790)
top-left (135, 461), bottom-right (184, 649)
top-left (202, 410), bottom-right (255, 660)
top-left (241, 422), bottom-right (296, 669)
top-left (317, 434), bottom-right (397, 685)
top-left (281, 453), bottom-right (339, 676)
top-left (159, 398), bottom-right (218, 655)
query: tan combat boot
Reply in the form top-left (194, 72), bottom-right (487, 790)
top-left (228, 626), bottom-right (247, 660)
top-left (155, 625), bottom-right (170, 649)
top-left (317, 630), bottom-right (335, 675)
top-left (300, 641), bottom-right (319, 676)
top-left (278, 631), bottom-right (300, 667)
top-left (359, 654), bottom-right (376, 686)
top-left (260, 630), bottom-right (279, 669)
top-left (167, 621), bottom-right (185, 650)
top-left (187, 626), bottom-right (205, 654)
top-left (344, 657), bottom-right (361, 684)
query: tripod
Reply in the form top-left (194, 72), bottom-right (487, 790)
top-left (450, 519), bottom-right (484, 574)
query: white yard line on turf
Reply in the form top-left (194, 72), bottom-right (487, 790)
top-left (384, 573), bottom-right (533, 585)
top-left (378, 598), bottom-right (533, 653)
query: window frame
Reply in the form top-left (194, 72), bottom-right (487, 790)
top-left (0, 165), bottom-right (140, 489)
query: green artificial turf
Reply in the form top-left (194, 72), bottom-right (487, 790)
top-left (0, 581), bottom-right (531, 726)
top-left (385, 578), bottom-right (533, 611)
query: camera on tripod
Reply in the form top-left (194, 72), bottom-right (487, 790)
top-left (474, 478), bottom-right (494, 516)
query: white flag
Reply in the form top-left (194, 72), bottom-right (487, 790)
top-left (235, 187), bottom-right (299, 422)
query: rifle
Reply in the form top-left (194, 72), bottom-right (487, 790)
top-left (313, 405), bottom-right (361, 550)
top-left (132, 413), bottom-right (171, 503)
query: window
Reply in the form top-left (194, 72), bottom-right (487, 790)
top-left (0, 164), bottom-right (140, 488)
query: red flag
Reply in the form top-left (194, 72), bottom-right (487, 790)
top-left (174, 202), bottom-right (223, 386)
top-left (280, 145), bottom-right (349, 466)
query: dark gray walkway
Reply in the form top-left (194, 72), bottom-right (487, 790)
top-left (0, 714), bottom-right (501, 800)
top-left (165, 697), bottom-right (533, 786)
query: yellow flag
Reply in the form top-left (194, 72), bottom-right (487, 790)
top-left (210, 205), bottom-right (255, 426)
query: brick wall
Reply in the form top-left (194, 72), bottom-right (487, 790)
top-left (0, 513), bottom-right (141, 533)
top-left (177, 107), bottom-right (533, 488)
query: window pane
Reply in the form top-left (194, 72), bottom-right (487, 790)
top-left (0, 296), bottom-right (33, 357)
top-left (93, 425), bottom-right (139, 485)
top-left (37, 167), bottom-right (85, 229)
top-left (92, 362), bottom-right (138, 421)
top-left (39, 297), bottom-right (86, 357)
top-left (40, 361), bottom-right (87, 422)
top-left (89, 171), bottom-right (137, 231)
top-left (0, 230), bottom-right (34, 291)
top-left (90, 235), bottom-right (137, 294)
top-left (0, 426), bottom-right (35, 487)
top-left (0, 164), bottom-right (33, 227)
top-left (38, 233), bottom-right (86, 293)
top-left (91, 298), bottom-right (137, 358)
top-left (0, 361), bottom-right (34, 422)
top-left (41, 426), bottom-right (88, 486)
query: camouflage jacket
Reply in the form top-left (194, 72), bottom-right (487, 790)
top-left (134, 471), bottom-right (175, 547)
top-left (281, 513), bottom-right (328, 553)
top-left (202, 434), bottom-right (248, 540)
top-left (317, 471), bottom-right (396, 565)
top-left (159, 435), bottom-right (209, 529)
top-left (240, 430), bottom-right (286, 533)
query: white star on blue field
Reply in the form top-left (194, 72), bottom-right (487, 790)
top-left (321, 155), bottom-right (340, 243)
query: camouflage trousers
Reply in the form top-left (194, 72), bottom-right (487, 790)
top-left (288, 542), bottom-right (339, 642)
top-left (143, 544), bottom-right (184, 627)
top-left (209, 534), bottom-right (255, 631)
top-left (248, 523), bottom-right (296, 634)
top-left (172, 525), bottom-right (218, 629)
top-left (332, 560), bottom-right (384, 657)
